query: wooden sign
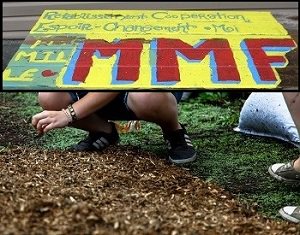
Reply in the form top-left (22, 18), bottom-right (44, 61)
top-left (3, 10), bottom-right (298, 89)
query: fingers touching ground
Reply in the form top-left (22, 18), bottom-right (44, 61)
top-left (31, 110), bottom-right (69, 134)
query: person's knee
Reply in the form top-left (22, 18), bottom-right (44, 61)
top-left (128, 93), bottom-right (177, 119)
top-left (38, 92), bottom-right (59, 110)
top-left (38, 92), bottom-right (71, 110)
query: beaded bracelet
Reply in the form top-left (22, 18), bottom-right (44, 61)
top-left (62, 109), bottom-right (72, 124)
top-left (67, 104), bottom-right (78, 122)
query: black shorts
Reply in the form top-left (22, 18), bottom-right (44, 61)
top-left (69, 92), bottom-right (183, 121)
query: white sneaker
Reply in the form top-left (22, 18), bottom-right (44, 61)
top-left (279, 206), bottom-right (300, 223)
top-left (268, 160), bottom-right (300, 183)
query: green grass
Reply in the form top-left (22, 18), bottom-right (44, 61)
top-left (1, 92), bottom-right (299, 219)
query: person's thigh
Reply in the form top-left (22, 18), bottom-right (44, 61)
top-left (68, 91), bottom-right (183, 120)
top-left (127, 92), bottom-right (180, 119)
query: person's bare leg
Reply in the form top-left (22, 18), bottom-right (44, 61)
top-left (37, 92), bottom-right (118, 133)
top-left (276, 93), bottom-right (300, 224)
top-left (283, 92), bottom-right (300, 171)
top-left (283, 92), bottom-right (300, 130)
top-left (127, 92), bottom-right (196, 164)
top-left (127, 92), bottom-right (181, 133)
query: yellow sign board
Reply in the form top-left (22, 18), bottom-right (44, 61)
top-left (3, 10), bottom-right (298, 89)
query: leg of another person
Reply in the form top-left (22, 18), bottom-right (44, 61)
top-left (283, 92), bottom-right (300, 172)
top-left (269, 92), bottom-right (300, 223)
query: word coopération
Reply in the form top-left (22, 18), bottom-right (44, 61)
top-left (42, 11), bottom-right (251, 23)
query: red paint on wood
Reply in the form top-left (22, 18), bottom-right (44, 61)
top-left (72, 40), bottom-right (143, 82)
top-left (244, 38), bottom-right (296, 82)
top-left (156, 39), bottom-right (240, 83)
top-left (42, 70), bottom-right (57, 77)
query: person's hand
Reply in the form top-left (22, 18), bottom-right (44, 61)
top-left (31, 110), bottom-right (70, 135)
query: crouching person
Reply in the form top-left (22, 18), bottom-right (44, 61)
top-left (31, 92), bottom-right (196, 164)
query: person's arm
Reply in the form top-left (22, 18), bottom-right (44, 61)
top-left (71, 92), bottom-right (118, 119)
top-left (32, 92), bottom-right (119, 134)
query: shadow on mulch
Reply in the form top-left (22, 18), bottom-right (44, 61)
top-left (0, 100), bottom-right (299, 234)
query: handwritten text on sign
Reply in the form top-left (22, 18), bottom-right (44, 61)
top-left (3, 10), bottom-right (297, 89)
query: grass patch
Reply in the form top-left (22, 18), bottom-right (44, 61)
top-left (1, 92), bottom-right (299, 219)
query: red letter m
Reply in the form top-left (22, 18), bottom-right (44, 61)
top-left (152, 39), bottom-right (240, 84)
top-left (72, 39), bottom-right (143, 84)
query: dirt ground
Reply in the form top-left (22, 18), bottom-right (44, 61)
top-left (0, 102), bottom-right (300, 234)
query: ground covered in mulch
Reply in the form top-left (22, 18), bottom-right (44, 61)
top-left (0, 99), bottom-right (299, 234)
top-left (1, 147), bottom-right (299, 235)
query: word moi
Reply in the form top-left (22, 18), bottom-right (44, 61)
top-left (69, 38), bottom-right (296, 85)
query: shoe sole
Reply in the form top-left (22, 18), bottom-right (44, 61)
top-left (279, 208), bottom-right (300, 223)
top-left (169, 152), bottom-right (197, 164)
top-left (268, 166), bottom-right (300, 184)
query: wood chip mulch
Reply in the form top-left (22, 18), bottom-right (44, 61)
top-left (0, 147), bottom-right (299, 235)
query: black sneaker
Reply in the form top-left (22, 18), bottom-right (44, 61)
top-left (69, 122), bottom-right (119, 151)
top-left (164, 124), bottom-right (197, 164)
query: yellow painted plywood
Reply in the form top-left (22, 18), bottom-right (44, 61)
top-left (3, 10), bottom-right (298, 89)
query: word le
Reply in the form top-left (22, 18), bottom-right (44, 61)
top-left (70, 38), bottom-right (296, 85)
